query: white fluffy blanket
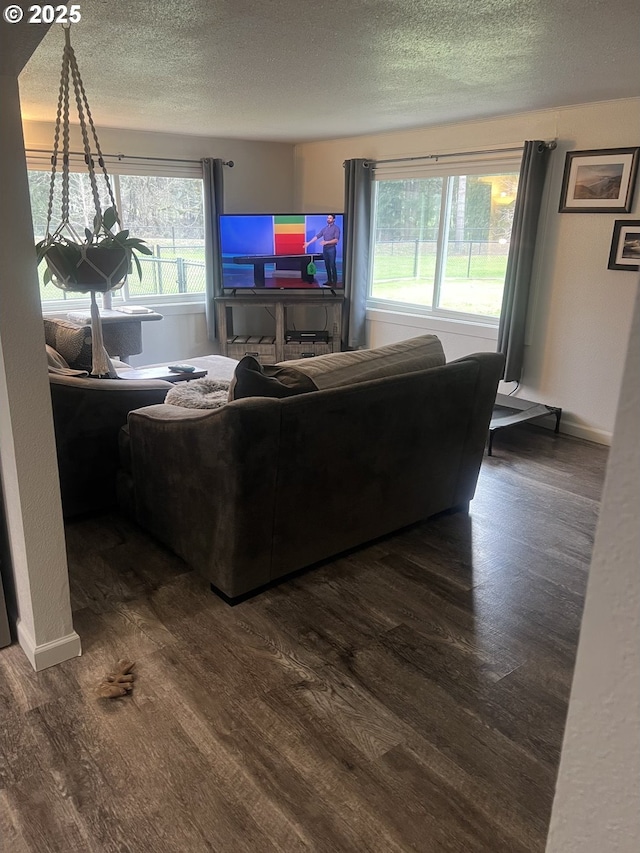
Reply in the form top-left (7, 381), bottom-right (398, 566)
top-left (165, 378), bottom-right (231, 409)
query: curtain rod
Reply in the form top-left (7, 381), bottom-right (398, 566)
top-left (358, 141), bottom-right (557, 168)
top-left (25, 148), bottom-right (234, 166)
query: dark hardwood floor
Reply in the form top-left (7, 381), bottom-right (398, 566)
top-left (0, 426), bottom-right (608, 852)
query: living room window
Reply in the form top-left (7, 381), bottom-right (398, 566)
top-left (27, 162), bottom-right (206, 309)
top-left (369, 158), bottom-right (520, 322)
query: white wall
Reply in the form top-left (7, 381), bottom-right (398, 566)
top-left (295, 99), bottom-right (640, 444)
top-left (0, 76), bottom-right (80, 670)
top-left (545, 277), bottom-right (639, 852)
top-left (22, 120), bottom-right (296, 214)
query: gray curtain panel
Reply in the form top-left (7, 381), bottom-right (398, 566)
top-left (497, 140), bottom-right (552, 382)
top-left (202, 158), bottom-right (225, 341)
top-left (343, 159), bottom-right (372, 350)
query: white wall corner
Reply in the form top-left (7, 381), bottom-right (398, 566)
top-left (17, 620), bottom-right (81, 671)
top-left (545, 277), bottom-right (640, 852)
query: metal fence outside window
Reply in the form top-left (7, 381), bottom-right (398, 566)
top-left (373, 239), bottom-right (509, 279)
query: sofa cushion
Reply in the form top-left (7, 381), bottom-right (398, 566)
top-left (43, 318), bottom-right (93, 371)
top-left (228, 356), bottom-right (317, 401)
top-left (275, 334), bottom-right (445, 390)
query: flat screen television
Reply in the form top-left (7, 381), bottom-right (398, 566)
top-left (219, 213), bottom-right (345, 290)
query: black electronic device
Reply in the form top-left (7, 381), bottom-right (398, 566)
top-left (285, 330), bottom-right (330, 343)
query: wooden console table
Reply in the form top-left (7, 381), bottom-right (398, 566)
top-left (215, 294), bottom-right (343, 363)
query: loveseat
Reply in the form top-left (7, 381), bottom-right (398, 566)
top-left (120, 336), bottom-right (504, 601)
top-left (44, 316), bottom-right (237, 517)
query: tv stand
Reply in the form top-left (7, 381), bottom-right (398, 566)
top-left (216, 293), bottom-right (343, 363)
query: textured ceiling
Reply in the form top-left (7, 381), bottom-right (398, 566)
top-left (17, 0), bottom-right (640, 143)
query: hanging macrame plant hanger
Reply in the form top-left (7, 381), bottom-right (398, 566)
top-left (43, 25), bottom-right (127, 377)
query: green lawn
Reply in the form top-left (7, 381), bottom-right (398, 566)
top-left (373, 253), bottom-right (508, 281)
top-left (372, 251), bottom-right (507, 317)
top-left (372, 277), bottom-right (503, 316)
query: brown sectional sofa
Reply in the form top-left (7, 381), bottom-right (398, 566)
top-left (120, 336), bottom-right (504, 602)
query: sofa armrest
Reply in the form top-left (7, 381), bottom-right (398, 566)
top-left (448, 351), bottom-right (505, 501)
top-left (50, 375), bottom-right (173, 517)
top-left (48, 374), bottom-right (172, 393)
top-left (126, 399), bottom-right (282, 597)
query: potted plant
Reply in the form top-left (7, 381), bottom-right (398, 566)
top-left (36, 206), bottom-right (153, 293)
top-left (36, 25), bottom-right (154, 376)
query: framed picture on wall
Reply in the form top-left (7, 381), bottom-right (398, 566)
top-left (559, 147), bottom-right (639, 213)
top-left (608, 220), bottom-right (640, 271)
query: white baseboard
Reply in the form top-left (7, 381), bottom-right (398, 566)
top-left (532, 417), bottom-right (612, 447)
top-left (17, 621), bottom-right (82, 671)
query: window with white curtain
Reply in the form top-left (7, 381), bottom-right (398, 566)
top-left (369, 154), bottom-right (521, 322)
top-left (27, 155), bottom-right (206, 309)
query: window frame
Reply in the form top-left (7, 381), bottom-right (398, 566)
top-left (27, 154), bottom-right (207, 313)
top-left (367, 154), bottom-right (522, 325)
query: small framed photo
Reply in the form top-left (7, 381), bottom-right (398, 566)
top-left (608, 220), bottom-right (640, 271)
top-left (559, 147), bottom-right (639, 213)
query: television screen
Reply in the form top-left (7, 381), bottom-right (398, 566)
top-left (219, 213), bottom-right (344, 290)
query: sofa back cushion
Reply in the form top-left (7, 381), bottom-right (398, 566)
top-left (228, 334), bottom-right (446, 401)
top-left (279, 335), bottom-right (445, 389)
top-left (43, 318), bottom-right (93, 371)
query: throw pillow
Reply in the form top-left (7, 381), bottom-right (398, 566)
top-left (278, 334), bottom-right (446, 390)
top-left (165, 378), bottom-right (231, 409)
top-left (228, 356), bottom-right (317, 401)
top-left (43, 318), bottom-right (93, 372)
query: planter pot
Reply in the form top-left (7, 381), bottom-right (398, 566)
top-left (45, 245), bottom-right (129, 292)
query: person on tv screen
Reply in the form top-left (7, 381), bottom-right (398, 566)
top-left (303, 214), bottom-right (340, 285)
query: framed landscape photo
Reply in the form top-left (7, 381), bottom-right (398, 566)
top-left (608, 220), bottom-right (640, 271)
top-left (559, 147), bottom-right (639, 213)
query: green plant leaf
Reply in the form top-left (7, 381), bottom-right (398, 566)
top-left (85, 227), bottom-right (94, 243)
top-left (43, 267), bottom-right (53, 285)
top-left (114, 230), bottom-right (130, 243)
top-left (131, 252), bottom-right (143, 280)
top-left (102, 207), bottom-right (117, 232)
top-left (131, 242), bottom-right (153, 255)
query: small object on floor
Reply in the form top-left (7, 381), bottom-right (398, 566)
top-left (96, 659), bottom-right (136, 698)
top-left (168, 364), bottom-right (197, 373)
